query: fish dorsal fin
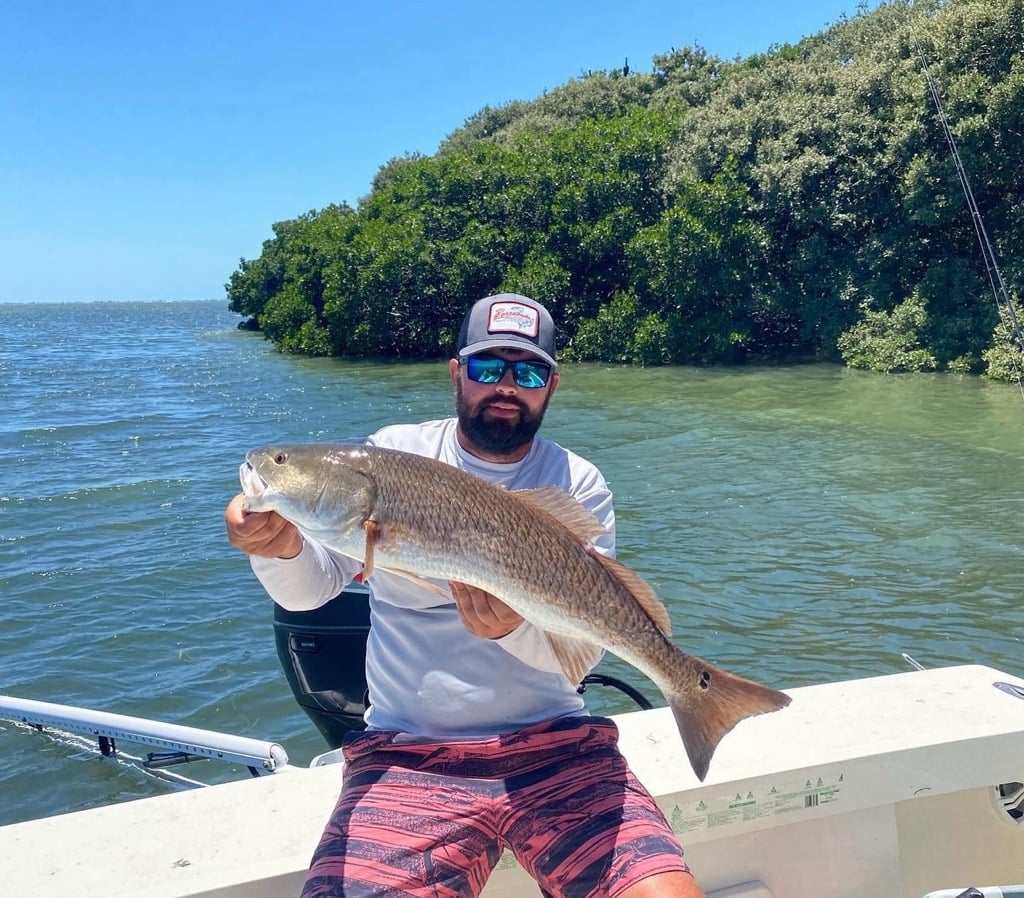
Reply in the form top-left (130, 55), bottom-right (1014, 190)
top-left (512, 486), bottom-right (609, 544)
top-left (544, 633), bottom-right (604, 686)
top-left (589, 549), bottom-right (673, 637)
top-left (512, 486), bottom-right (670, 637)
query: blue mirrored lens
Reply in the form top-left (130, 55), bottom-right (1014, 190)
top-left (465, 356), bottom-right (550, 388)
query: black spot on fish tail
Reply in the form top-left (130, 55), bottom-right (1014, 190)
top-left (669, 659), bottom-right (790, 781)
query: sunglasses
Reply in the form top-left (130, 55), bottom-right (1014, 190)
top-left (463, 355), bottom-right (552, 388)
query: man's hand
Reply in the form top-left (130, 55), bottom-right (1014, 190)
top-left (449, 581), bottom-right (523, 639)
top-left (224, 493), bottom-right (303, 559)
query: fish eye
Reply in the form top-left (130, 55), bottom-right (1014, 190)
top-left (273, 452), bottom-right (288, 465)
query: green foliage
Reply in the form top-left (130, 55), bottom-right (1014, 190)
top-left (226, 204), bottom-right (357, 350)
top-left (982, 303), bottom-right (1024, 381)
top-left (568, 291), bottom-right (668, 366)
top-left (501, 249), bottom-right (572, 305)
top-left (626, 156), bottom-right (774, 364)
top-left (837, 293), bottom-right (938, 373)
top-left (225, 0), bottom-right (1024, 382)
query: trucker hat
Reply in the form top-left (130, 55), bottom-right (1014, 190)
top-left (456, 294), bottom-right (558, 367)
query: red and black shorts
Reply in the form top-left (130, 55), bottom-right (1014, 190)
top-left (301, 715), bottom-right (691, 898)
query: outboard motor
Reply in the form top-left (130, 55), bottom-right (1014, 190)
top-left (273, 582), bottom-right (371, 748)
top-left (273, 581), bottom-right (654, 749)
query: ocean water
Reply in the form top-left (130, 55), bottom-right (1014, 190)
top-left (1, 299), bottom-right (1022, 825)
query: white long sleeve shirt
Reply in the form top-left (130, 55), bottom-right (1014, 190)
top-left (251, 418), bottom-right (615, 737)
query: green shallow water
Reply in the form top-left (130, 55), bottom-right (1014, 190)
top-left (1, 300), bottom-right (1022, 824)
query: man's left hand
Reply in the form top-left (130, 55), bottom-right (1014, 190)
top-left (449, 581), bottom-right (524, 639)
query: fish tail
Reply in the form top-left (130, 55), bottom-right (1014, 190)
top-left (667, 660), bottom-right (791, 782)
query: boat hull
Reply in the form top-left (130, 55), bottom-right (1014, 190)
top-left (2, 664), bottom-right (1023, 897)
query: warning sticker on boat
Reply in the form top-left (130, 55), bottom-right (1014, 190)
top-left (668, 772), bottom-right (844, 834)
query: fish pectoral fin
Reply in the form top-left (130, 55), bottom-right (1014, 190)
top-left (512, 487), bottom-right (609, 544)
top-left (588, 550), bottom-right (673, 637)
top-left (362, 521), bottom-right (380, 579)
top-left (545, 633), bottom-right (604, 687)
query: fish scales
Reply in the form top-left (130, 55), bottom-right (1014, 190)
top-left (240, 443), bottom-right (791, 780)
top-left (367, 447), bottom-right (644, 639)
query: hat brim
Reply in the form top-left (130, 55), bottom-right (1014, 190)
top-left (458, 338), bottom-right (557, 368)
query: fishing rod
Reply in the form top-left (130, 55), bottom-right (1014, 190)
top-left (911, 27), bottom-right (1024, 381)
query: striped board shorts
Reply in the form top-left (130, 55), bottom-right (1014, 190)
top-left (301, 715), bottom-right (691, 898)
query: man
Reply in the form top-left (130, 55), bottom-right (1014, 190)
top-left (225, 293), bottom-right (705, 898)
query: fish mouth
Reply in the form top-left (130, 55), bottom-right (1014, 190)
top-left (239, 461), bottom-right (267, 509)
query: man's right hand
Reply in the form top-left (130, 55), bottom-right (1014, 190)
top-left (225, 493), bottom-right (304, 559)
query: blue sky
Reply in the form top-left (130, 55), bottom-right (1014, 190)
top-left (2, 1), bottom-right (878, 303)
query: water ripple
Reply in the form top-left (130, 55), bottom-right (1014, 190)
top-left (1, 302), bottom-right (1023, 824)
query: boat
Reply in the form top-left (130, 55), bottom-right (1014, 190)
top-left (2, 582), bottom-right (1023, 898)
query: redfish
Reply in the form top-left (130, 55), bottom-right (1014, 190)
top-left (240, 443), bottom-right (790, 780)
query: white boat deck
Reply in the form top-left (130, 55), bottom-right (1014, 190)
top-left (3, 664), bottom-right (1024, 897)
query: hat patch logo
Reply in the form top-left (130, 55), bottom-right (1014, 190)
top-left (487, 302), bottom-right (539, 338)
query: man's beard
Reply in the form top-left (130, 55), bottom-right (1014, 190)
top-left (455, 379), bottom-right (551, 456)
